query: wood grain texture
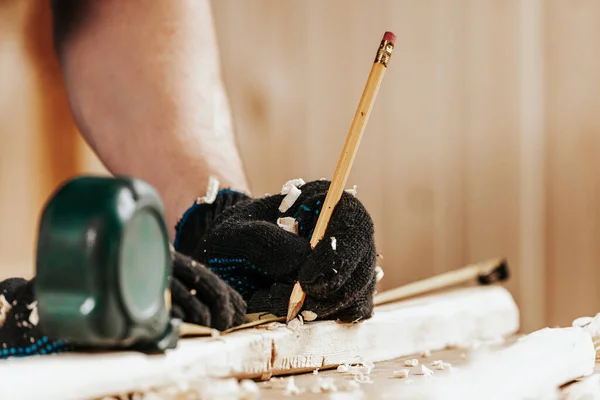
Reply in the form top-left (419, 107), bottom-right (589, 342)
top-left (0, 287), bottom-right (519, 400)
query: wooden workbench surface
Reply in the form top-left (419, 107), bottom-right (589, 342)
top-left (255, 338), bottom-right (598, 399)
top-left (256, 345), bottom-right (494, 399)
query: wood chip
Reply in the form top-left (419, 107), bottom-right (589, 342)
top-left (301, 310), bottom-right (318, 322)
top-left (393, 369), bottom-right (410, 379)
top-left (287, 317), bottom-right (303, 330)
top-left (283, 377), bottom-right (302, 396)
top-left (279, 185), bottom-right (302, 213)
top-left (421, 350), bottom-right (431, 358)
top-left (277, 217), bottom-right (298, 234)
top-left (431, 360), bottom-right (451, 370)
top-left (311, 377), bottom-right (337, 393)
top-left (404, 359), bottom-right (419, 367)
top-left (27, 301), bottom-right (39, 326)
top-left (420, 365), bottom-right (434, 376)
top-left (195, 176), bottom-right (220, 205)
top-left (337, 364), bottom-right (349, 373)
top-left (375, 266), bottom-right (384, 282)
top-left (331, 237), bottom-right (337, 250)
top-left (240, 379), bottom-right (260, 399)
top-left (0, 295), bottom-right (12, 327)
top-left (344, 185), bottom-right (357, 196)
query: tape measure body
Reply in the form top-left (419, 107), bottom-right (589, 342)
top-left (35, 176), bottom-right (178, 351)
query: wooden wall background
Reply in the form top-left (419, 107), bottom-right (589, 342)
top-left (1, 0), bottom-right (599, 333)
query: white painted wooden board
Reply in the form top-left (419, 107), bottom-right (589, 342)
top-left (0, 286), bottom-right (519, 400)
top-left (401, 327), bottom-right (596, 399)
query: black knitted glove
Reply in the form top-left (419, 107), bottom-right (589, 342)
top-left (170, 250), bottom-right (247, 330)
top-left (0, 278), bottom-right (68, 359)
top-left (0, 250), bottom-right (246, 359)
top-left (174, 180), bottom-right (377, 323)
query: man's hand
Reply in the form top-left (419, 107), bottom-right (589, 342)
top-left (171, 250), bottom-right (246, 331)
top-left (0, 250), bottom-right (247, 358)
top-left (175, 180), bottom-right (377, 323)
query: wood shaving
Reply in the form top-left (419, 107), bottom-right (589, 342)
top-left (573, 316), bottom-right (594, 328)
top-left (376, 253), bottom-right (384, 259)
top-left (287, 317), bottom-right (303, 330)
top-left (337, 364), bottom-right (350, 373)
top-left (393, 369), bottom-right (410, 378)
top-left (313, 368), bottom-right (319, 375)
top-left (27, 301), bottom-right (39, 326)
top-left (269, 377), bottom-right (288, 389)
top-left (362, 361), bottom-right (375, 374)
top-left (346, 362), bottom-right (374, 376)
top-left (337, 380), bottom-right (361, 392)
top-left (279, 185), bottom-right (302, 213)
top-left (301, 310), bottom-right (318, 322)
top-left (281, 179), bottom-right (306, 193)
top-left (375, 266), bottom-right (384, 282)
top-left (573, 314), bottom-right (600, 359)
top-left (420, 365), bottom-right (434, 376)
top-left (195, 176), bottom-right (220, 205)
top-left (421, 350), bottom-right (431, 358)
top-left (344, 185), bottom-right (357, 196)
top-left (311, 377), bottom-right (337, 393)
top-left (404, 359), bottom-right (419, 367)
top-left (239, 380), bottom-right (260, 400)
top-left (331, 237), bottom-right (337, 250)
top-left (0, 295), bottom-right (12, 327)
top-left (431, 360), bottom-right (452, 370)
top-left (277, 217), bottom-right (298, 234)
top-left (353, 374), bottom-right (374, 384)
top-left (283, 377), bottom-right (302, 396)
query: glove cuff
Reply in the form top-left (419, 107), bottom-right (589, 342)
top-left (173, 189), bottom-right (250, 257)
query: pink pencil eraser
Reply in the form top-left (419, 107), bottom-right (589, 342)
top-left (383, 31), bottom-right (397, 44)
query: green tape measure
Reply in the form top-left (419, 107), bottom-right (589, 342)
top-left (34, 176), bottom-right (179, 352)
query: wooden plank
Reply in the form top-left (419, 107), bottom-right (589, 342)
top-left (401, 327), bottom-right (595, 399)
top-left (0, 286), bottom-right (518, 400)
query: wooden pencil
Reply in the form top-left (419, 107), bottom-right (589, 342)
top-left (286, 31), bottom-right (397, 322)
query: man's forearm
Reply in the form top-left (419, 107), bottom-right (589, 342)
top-left (50, 0), bottom-right (250, 235)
